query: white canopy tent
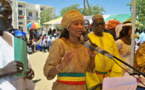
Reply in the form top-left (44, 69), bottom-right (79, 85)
top-left (43, 15), bottom-right (110, 25)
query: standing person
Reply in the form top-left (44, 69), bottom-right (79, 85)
top-left (29, 29), bottom-right (34, 40)
top-left (86, 14), bottom-right (123, 90)
top-left (105, 19), bottom-right (121, 40)
top-left (43, 10), bottom-right (96, 90)
top-left (139, 29), bottom-right (145, 44)
top-left (84, 19), bottom-right (91, 33)
top-left (0, 1), bottom-right (34, 90)
top-left (134, 41), bottom-right (145, 73)
top-left (115, 21), bottom-right (133, 74)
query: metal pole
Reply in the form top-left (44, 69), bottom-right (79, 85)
top-left (86, 0), bottom-right (92, 15)
top-left (130, 0), bottom-right (136, 73)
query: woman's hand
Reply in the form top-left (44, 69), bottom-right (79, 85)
top-left (88, 49), bottom-right (96, 71)
top-left (61, 51), bottom-right (74, 70)
top-left (89, 49), bottom-right (96, 59)
top-left (25, 68), bottom-right (34, 80)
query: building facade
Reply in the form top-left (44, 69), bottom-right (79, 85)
top-left (11, 0), bottom-right (55, 34)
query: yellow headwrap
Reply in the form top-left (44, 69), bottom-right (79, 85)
top-left (61, 10), bottom-right (84, 29)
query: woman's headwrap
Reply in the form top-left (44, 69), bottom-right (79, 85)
top-left (61, 10), bottom-right (84, 29)
top-left (115, 23), bottom-right (132, 38)
top-left (115, 24), bottom-right (123, 38)
top-left (105, 19), bottom-right (121, 30)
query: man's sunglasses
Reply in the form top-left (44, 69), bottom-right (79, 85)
top-left (95, 22), bottom-right (105, 26)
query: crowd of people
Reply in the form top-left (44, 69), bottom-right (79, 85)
top-left (1, 1), bottom-right (145, 90)
top-left (27, 28), bottom-right (62, 53)
top-left (13, 28), bottom-right (62, 54)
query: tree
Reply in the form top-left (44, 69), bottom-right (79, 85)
top-left (40, 8), bottom-right (53, 26)
top-left (127, 0), bottom-right (145, 29)
top-left (80, 4), bottom-right (106, 15)
top-left (60, 4), bottom-right (106, 16)
top-left (60, 4), bottom-right (81, 16)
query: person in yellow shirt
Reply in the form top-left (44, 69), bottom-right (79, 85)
top-left (86, 14), bottom-right (123, 90)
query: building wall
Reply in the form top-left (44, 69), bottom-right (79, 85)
top-left (11, 0), bottom-right (55, 35)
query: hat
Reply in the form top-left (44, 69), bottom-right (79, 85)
top-left (92, 14), bottom-right (104, 22)
top-left (115, 23), bottom-right (133, 38)
top-left (115, 24), bottom-right (123, 38)
top-left (61, 10), bottom-right (84, 29)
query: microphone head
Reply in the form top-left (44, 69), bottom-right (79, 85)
top-left (82, 31), bottom-right (87, 37)
top-left (82, 31), bottom-right (89, 41)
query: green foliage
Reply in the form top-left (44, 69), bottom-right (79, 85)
top-left (40, 8), bottom-right (53, 26)
top-left (56, 24), bottom-right (63, 29)
top-left (127, 0), bottom-right (145, 28)
top-left (80, 4), bottom-right (106, 15)
top-left (60, 4), bottom-right (81, 16)
top-left (60, 4), bottom-right (106, 16)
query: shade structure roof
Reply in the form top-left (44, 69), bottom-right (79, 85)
top-left (105, 14), bottom-right (132, 22)
top-left (43, 14), bottom-right (143, 26)
top-left (43, 17), bottom-right (63, 25)
top-left (105, 14), bottom-right (143, 26)
top-left (43, 15), bottom-right (110, 25)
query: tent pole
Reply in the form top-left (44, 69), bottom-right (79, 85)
top-left (130, 0), bottom-right (136, 73)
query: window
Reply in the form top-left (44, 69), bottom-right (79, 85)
top-left (40, 8), bottom-right (43, 11)
top-left (18, 5), bottom-right (23, 7)
top-left (28, 12), bottom-right (32, 17)
top-left (18, 16), bottom-right (22, 19)
top-left (18, 10), bottom-right (22, 15)
top-left (19, 22), bottom-right (23, 25)
top-left (19, 26), bottom-right (23, 30)
top-left (36, 12), bottom-right (38, 17)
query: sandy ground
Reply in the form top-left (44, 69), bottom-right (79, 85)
top-left (29, 51), bottom-right (56, 90)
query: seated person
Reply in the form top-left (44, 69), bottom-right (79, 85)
top-left (27, 40), bottom-right (34, 53)
top-left (43, 40), bottom-right (49, 52)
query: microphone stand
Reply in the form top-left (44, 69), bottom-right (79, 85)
top-left (91, 83), bottom-right (102, 90)
top-left (112, 55), bottom-right (145, 77)
top-left (87, 41), bottom-right (145, 76)
top-left (82, 34), bottom-right (145, 89)
top-left (82, 37), bottom-right (145, 76)
top-left (90, 55), bottom-right (145, 90)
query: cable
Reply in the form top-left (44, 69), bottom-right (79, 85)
top-left (112, 58), bottom-right (145, 87)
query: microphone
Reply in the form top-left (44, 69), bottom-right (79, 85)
top-left (84, 41), bottom-right (113, 59)
top-left (82, 31), bottom-right (98, 47)
top-left (82, 31), bottom-right (89, 41)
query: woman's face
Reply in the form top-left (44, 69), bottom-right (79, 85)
top-left (68, 20), bottom-right (84, 38)
top-left (110, 28), bottom-right (116, 36)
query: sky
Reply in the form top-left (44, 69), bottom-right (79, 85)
top-left (20, 0), bottom-right (132, 16)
